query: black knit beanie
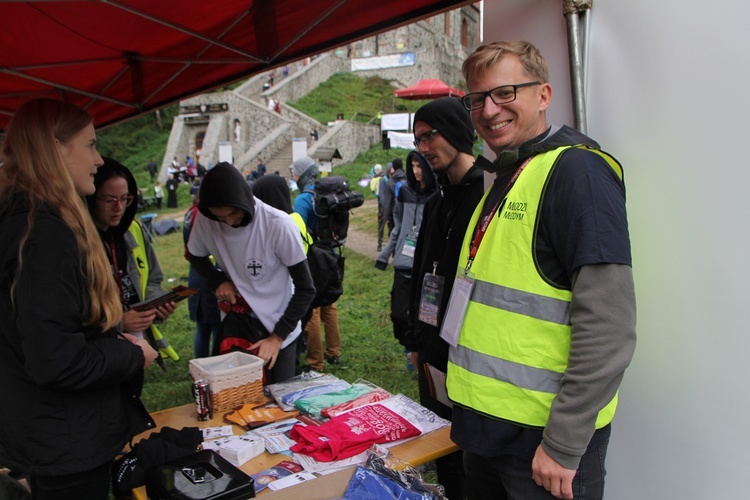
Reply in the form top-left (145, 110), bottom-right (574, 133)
top-left (413, 97), bottom-right (474, 155)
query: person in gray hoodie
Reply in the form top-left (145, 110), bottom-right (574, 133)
top-left (375, 151), bottom-right (436, 350)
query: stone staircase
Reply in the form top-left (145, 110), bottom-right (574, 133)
top-left (164, 53), bottom-right (380, 179)
top-left (265, 141), bottom-right (294, 177)
top-left (264, 124), bottom-right (312, 178)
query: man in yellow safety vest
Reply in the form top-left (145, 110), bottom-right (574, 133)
top-left (446, 40), bottom-right (637, 500)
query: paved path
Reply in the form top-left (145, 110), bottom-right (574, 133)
top-left (341, 199), bottom-right (380, 260)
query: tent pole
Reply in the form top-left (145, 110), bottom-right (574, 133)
top-left (563, 0), bottom-right (591, 134)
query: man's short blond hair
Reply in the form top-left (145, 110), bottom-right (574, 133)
top-left (462, 40), bottom-right (549, 87)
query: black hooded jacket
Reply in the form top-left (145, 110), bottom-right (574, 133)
top-left (86, 158), bottom-right (166, 306)
top-left (406, 161), bottom-right (485, 364)
top-left (0, 190), bottom-right (153, 476)
top-left (251, 174), bottom-right (293, 214)
top-left (197, 162), bottom-right (256, 226)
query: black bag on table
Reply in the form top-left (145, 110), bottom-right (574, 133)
top-left (112, 426), bottom-right (203, 498)
top-left (145, 450), bottom-right (255, 499)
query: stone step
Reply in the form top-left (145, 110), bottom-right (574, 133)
top-left (265, 142), bottom-right (294, 178)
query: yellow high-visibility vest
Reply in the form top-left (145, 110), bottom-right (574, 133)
top-left (128, 221), bottom-right (180, 362)
top-left (447, 145), bottom-right (622, 428)
top-left (290, 212), bottom-right (311, 254)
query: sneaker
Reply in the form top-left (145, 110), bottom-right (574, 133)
top-left (325, 355), bottom-right (340, 365)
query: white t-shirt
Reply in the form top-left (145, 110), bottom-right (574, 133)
top-left (187, 199), bottom-right (306, 348)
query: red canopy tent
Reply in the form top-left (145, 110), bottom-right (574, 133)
top-left (0, 0), bottom-right (472, 131)
top-left (393, 78), bottom-right (465, 100)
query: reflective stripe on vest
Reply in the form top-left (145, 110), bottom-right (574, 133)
top-left (447, 145), bottom-right (622, 428)
top-left (128, 221), bottom-right (180, 362)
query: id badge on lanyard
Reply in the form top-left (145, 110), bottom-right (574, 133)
top-left (439, 271), bottom-right (475, 347)
top-left (418, 272), bottom-right (445, 327)
top-left (401, 227), bottom-right (418, 259)
top-left (438, 157), bottom-right (532, 347)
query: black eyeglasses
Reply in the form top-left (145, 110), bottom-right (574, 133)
top-left (461, 81), bottom-right (541, 111)
top-left (413, 129), bottom-right (440, 148)
top-left (97, 195), bottom-right (135, 207)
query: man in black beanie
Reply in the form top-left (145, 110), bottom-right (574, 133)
top-left (412, 97), bottom-right (476, 183)
top-left (403, 97), bottom-right (486, 500)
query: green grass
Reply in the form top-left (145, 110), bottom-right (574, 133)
top-left (142, 229), bottom-right (417, 412)
top-left (288, 73), bottom-right (433, 124)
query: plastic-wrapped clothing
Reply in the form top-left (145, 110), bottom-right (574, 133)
top-left (289, 404), bottom-right (420, 461)
top-left (294, 383), bottom-right (374, 418)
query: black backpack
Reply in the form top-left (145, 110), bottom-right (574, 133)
top-left (307, 243), bottom-right (344, 308)
top-left (312, 175), bottom-right (364, 247)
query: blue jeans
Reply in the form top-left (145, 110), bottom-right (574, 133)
top-left (193, 322), bottom-right (220, 358)
top-left (464, 439), bottom-right (609, 500)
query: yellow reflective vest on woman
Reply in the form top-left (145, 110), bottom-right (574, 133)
top-left (446, 145), bottom-right (621, 428)
top-left (128, 221), bottom-right (180, 362)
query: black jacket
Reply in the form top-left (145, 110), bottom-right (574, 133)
top-left (407, 164), bottom-right (486, 370)
top-left (0, 193), bottom-right (154, 475)
top-left (382, 167), bottom-right (407, 223)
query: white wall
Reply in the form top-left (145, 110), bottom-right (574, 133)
top-left (484, 1), bottom-right (750, 498)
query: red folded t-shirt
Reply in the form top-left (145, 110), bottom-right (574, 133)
top-left (290, 403), bottom-right (421, 461)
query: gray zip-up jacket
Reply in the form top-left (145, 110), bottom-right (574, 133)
top-left (376, 151), bottom-right (437, 272)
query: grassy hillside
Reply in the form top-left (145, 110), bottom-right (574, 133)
top-left (287, 72), bottom-right (432, 124)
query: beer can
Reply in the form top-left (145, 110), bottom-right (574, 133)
top-left (193, 379), bottom-right (213, 421)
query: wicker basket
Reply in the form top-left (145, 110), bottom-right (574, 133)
top-left (189, 352), bottom-right (265, 412)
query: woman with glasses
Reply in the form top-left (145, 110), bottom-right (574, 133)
top-left (86, 157), bottom-right (179, 367)
top-left (0, 99), bottom-right (158, 499)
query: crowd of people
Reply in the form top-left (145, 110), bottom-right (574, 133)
top-left (0, 40), bottom-right (635, 500)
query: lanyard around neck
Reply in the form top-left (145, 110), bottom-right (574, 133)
top-left (465, 156), bottom-right (534, 274)
top-left (105, 237), bottom-right (127, 305)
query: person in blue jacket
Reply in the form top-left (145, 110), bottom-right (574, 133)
top-left (291, 156), bottom-right (342, 371)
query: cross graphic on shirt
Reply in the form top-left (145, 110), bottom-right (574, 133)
top-left (246, 260), bottom-right (262, 276)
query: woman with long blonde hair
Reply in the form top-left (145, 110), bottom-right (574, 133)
top-left (0, 98), bottom-right (158, 500)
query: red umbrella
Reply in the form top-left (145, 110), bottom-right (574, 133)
top-left (393, 78), bottom-right (465, 100)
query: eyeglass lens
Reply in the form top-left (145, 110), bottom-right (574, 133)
top-left (101, 195), bottom-right (134, 207)
top-left (464, 86), bottom-right (516, 110)
top-left (414, 129), bottom-right (438, 148)
top-left (463, 82), bottom-right (540, 110)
